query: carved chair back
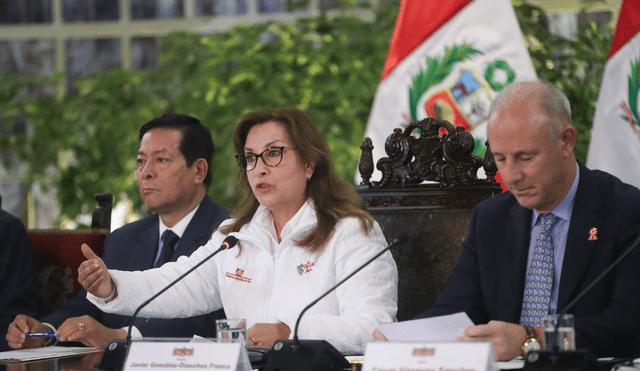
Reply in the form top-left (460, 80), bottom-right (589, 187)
top-left (357, 118), bottom-right (502, 320)
top-left (28, 193), bottom-right (113, 317)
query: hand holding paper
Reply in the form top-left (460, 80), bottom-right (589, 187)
top-left (376, 313), bottom-right (527, 361)
top-left (457, 320), bottom-right (527, 361)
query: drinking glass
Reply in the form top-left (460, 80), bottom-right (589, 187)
top-left (542, 313), bottom-right (576, 351)
top-left (216, 318), bottom-right (247, 344)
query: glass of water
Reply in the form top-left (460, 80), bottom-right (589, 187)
top-left (542, 313), bottom-right (576, 351)
top-left (216, 318), bottom-right (247, 344)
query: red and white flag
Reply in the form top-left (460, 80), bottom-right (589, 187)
top-left (586, 0), bottom-right (640, 188)
top-left (361, 0), bottom-right (537, 183)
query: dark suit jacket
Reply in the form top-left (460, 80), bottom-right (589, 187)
top-left (43, 196), bottom-right (231, 338)
top-left (417, 163), bottom-right (640, 357)
top-left (0, 210), bottom-right (40, 351)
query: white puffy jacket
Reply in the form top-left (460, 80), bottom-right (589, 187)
top-left (88, 201), bottom-right (398, 354)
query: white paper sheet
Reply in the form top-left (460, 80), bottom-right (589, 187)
top-left (378, 312), bottom-right (474, 342)
top-left (496, 358), bottom-right (525, 369)
top-left (0, 346), bottom-right (99, 363)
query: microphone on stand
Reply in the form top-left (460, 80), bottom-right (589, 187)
top-left (99, 236), bottom-right (238, 371)
top-left (264, 232), bottom-right (409, 371)
top-left (524, 235), bottom-right (640, 371)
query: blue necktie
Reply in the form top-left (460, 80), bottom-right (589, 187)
top-left (154, 229), bottom-right (180, 268)
top-left (135, 230), bottom-right (180, 325)
top-left (520, 213), bottom-right (560, 326)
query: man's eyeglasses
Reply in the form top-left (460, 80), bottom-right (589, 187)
top-left (235, 147), bottom-right (295, 171)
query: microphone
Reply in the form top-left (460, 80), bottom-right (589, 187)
top-left (265, 232), bottom-right (409, 371)
top-left (99, 236), bottom-right (238, 371)
top-left (524, 235), bottom-right (640, 371)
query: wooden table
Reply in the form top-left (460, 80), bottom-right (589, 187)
top-left (0, 349), bottom-right (366, 371)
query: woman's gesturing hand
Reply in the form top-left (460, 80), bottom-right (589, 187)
top-left (78, 243), bottom-right (113, 299)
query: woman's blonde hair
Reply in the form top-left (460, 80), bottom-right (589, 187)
top-left (220, 108), bottom-right (374, 254)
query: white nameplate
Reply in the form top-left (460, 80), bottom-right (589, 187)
top-left (123, 341), bottom-right (250, 371)
top-left (362, 342), bottom-right (497, 371)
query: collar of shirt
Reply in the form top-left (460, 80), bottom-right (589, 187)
top-left (531, 162), bottom-right (580, 228)
top-left (527, 162), bottom-right (580, 314)
top-left (255, 199), bottom-right (315, 255)
top-left (158, 204), bottom-right (201, 242)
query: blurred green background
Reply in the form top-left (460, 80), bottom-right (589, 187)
top-left (0, 0), bottom-right (614, 226)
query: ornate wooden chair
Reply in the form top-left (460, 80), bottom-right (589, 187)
top-left (356, 118), bottom-right (502, 321)
top-left (28, 193), bottom-right (113, 317)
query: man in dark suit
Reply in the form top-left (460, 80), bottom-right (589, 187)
top-left (0, 209), bottom-right (39, 352)
top-left (376, 81), bottom-right (640, 360)
top-left (6, 113), bottom-right (231, 350)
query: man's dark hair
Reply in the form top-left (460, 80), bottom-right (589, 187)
top-left (139, 113), bottom-right (214, 188)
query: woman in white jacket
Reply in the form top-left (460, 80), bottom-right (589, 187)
top-left (78, 108), bottom-right (398, 354)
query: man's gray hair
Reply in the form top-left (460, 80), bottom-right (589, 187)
top-left (489, 81), bottom-right (572, 142)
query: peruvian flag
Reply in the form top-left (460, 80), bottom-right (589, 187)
top-left (586, 0), bottom-right (640, 189)
top-left (360, 0), bottom-right (537, 184)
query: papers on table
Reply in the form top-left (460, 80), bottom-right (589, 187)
top-left (378, 312), bottom-right (474, 341)
top-left (498, 358), bottom-right (525, 369)
top-left (0, 346), bottom-right (100, 363)
top-left (375, 312), bottom-right (521, 370)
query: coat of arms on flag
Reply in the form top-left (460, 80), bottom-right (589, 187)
top-left (406, 43), bottom-right (519, 155)
top-left (620, 58), bottom-right (640, 140)
top-left (361, 0), bottom-right (537, 183)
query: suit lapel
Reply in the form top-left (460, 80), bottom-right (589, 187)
top-left (129, 215), bottom-right (160, 269)
top-left (171, 197), bottom-right (215, 261)
top-left (499, 202), bottom-right (533, 322)
top-left (557, 165), bottom-right (604, 311)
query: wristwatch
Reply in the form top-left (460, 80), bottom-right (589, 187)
top-left (522, 325), bottom-right (541, 357)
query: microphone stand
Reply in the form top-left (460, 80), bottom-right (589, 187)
top-left (550, 237), bottom-right (640, 352)
top-left (265, 232), bottom-right (408, 371)
top-left (99, 236), bottom-right (238, 371)
top-left (524, 236), bottom-right (640, 371)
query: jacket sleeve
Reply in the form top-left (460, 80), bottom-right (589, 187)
top-left (45, 213), bottom-right (230, 339)
top-left (0, 212), bottom-right (40, 352)
top-left (87, 235), bottom-right (226, 319)
top-left (134, 309), bottom-right (226, 338)
top-left (41, 289), bottom-right (104, 328)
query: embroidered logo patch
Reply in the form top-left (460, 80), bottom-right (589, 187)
top-left (297, 261), bottom-right (315, 275)
top-left (226, 268), bottom-right (252, 283)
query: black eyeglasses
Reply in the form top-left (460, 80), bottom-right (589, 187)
top-left (235, 147), bottom-right (295, 171)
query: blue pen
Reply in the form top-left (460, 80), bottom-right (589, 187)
top-left (25, 333), bottom-right (59, 337)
